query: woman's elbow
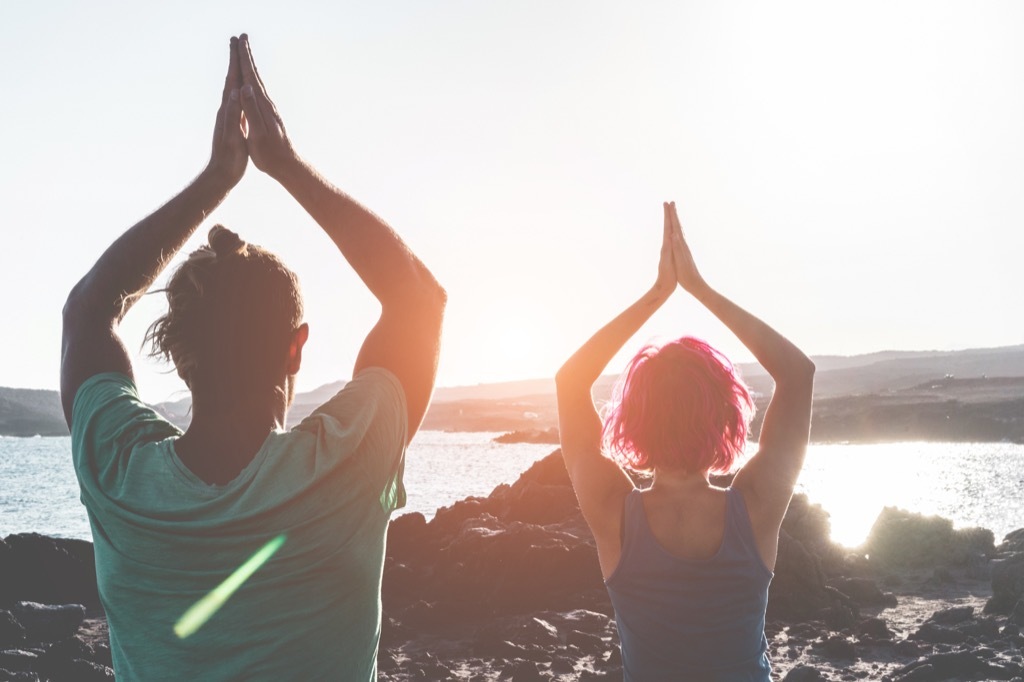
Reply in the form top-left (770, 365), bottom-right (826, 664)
top-left (787, 356), bottom-right (816, 390)
top-left (554, 365), bottom-right (584, 398)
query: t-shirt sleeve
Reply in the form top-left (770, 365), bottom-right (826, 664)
top-left (71, 372), bottom-right (181, 496)
top-left (295, 367), bottom-right (409, 513)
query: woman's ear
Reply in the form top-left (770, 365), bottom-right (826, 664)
top-left (286, 323), bottom-right (310, 375)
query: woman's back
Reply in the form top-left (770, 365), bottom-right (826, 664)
top-left (605, 487), bottom-right (773, 681)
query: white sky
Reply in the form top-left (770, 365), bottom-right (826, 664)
top-left (1, 1), bottom-right (1022, 402)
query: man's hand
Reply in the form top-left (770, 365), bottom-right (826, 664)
top-left (237, 34), bottom-right (297, 179)
top-left (206, 37), bottom-right (248, 189)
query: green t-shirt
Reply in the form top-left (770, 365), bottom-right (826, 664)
top-left (71, 368), bottom-right (407, 681)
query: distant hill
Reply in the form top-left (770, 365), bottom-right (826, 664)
top-left (0, 387), bottom-right (68, 437)
top-left (2, 345), bottom-right (1023, 439)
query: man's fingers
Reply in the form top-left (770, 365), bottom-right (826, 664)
top-left (237, 34), bottom-right (280, 129)
top-left (240, 84), bottom-right (266, 136)
top-left (237, 34), bottom-right (257, 85)
top-left (238, 34), bottom-right (270, 100)
top-left (239, 33), bottom-right (269, 93)
top-left (223, 89), bottom-right (244, 144)
top-left (227, 36), bottom-right (242, 91)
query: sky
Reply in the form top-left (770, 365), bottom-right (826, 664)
top-left (1, 1), bottom-right (1022, 403)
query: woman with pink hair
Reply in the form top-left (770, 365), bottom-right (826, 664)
top-left (556, 202), bottom-right (815, 680)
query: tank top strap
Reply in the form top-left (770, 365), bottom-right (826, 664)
top-left (724, 487), bottom-right (764, 565)
top-left (619, 488), bottom-right (647, 552)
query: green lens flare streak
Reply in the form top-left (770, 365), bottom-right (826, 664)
top-left (174, 534), bottom-right (287, 639)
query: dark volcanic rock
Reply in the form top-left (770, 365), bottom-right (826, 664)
top-left (857, 616), bottom-right (893, 640)
top-left (1009, 600), bottom-right (1024, 627)
top-left (828, 577), bottom-right (897, 607)
top-left (11, 602), bottom-right (86, 643)
top-left (384, 451), bottom-right (850, 632)
top-left (0, 650), bottom-right (39, 674)
top-left (0, 534), bottom-right (99, 608)
top-left (925, 605), bottom-right (974, 625)
top-left (384, 451), bottom-right (610, 624)
top-left (912, 622), bottom-right (967, 645)
top-left (767, 531), bottom-right (834, 620)
top-left (863, 507), bottom-right (994, 568)
top-left (782, 495), bottom-right (843, 573)
top-left (38, 656), bottom-right (115, 682)
top-left (0, 611), bottom-right (26, 648)
top-left (890, 650), bottom-right (1022, 680)
top-left (493, 428), bottom-right (560, 445)
top-left (986, 529), bottom-right (1024, 614)
top-left (783, 666), bottom-right (827, 681)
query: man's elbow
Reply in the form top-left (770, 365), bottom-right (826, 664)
top-left (416, 276), bottom-right (447, 321)
top-left (62, 275), bottom-right (113, 325)
top-left (62, 282), bottom-right (90, 327)
top-left (429, 280), bottom-right (448, 313)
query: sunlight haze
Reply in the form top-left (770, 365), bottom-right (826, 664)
top-left (1, 1), bottom-right (1021, 401)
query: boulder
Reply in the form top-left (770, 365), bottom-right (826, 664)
top-left (11, 602), bottom-right (86, 643)
top-left (781, 494), bottom-right (843, 572)
top-left (986, 529), bottom-right (1024, 615)
top-left (0, 611), bottom-right (25, 648)
top-left (782, 666), bottom-right (826, 681)
top-left (926, 605), bottom-right (974, 625)
top-left (0, 534), bottom-right (99, 608)
top-left (766, 531), bottom-right (832, 620)
top-left (862, 507), bottom-right (994, 568)
top-left (385, 450), bottom-right (866, 630)
top-left (890, 650), bottom-right (1022, 680)
top-left (828, 577), bottom-right (897, 607)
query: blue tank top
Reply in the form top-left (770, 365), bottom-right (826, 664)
top-left (605, 487), bottom-right (774, 681)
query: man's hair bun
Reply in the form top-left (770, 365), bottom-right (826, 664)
top-left (208, 224), bottom-right (248, 258)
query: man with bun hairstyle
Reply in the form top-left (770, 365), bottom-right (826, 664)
top-left (61, 35), bottom-right (445, 680)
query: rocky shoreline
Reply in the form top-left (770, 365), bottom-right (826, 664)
top-left (3, 450), bottom-right (1024, 681)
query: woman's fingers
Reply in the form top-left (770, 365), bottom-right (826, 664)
top-left (670, 201), bottom-right (686, 240)
top-left (663, 202), bottom-right (673, 248)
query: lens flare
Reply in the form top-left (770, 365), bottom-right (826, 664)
top-left (174, 534), bottom-right (287, 639)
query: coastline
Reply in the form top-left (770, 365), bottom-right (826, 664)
top-left (3, 450), bottom-right (1023, 680)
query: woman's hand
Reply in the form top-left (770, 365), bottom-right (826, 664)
top-left (654, 202), bottom-right (677, 297)
top-left (667, 201), bottom-right (708, 296)
top-left (237, 34), bottom-right (298, 180)
top-left (205, 37), bottom-right (248, 189)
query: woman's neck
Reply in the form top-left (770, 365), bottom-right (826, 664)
top-left (650, 466), bottom-right (714, 495)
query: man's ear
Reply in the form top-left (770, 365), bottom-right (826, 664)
top-left (286, 323), bottom-right (309, 375)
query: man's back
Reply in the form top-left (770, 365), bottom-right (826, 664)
top-left (72, 369), bottom-right (407, 681)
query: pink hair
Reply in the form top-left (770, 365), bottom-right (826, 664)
top-left (601, 337), bottom-right (755, 474)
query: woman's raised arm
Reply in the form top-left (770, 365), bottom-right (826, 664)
top-left (555, 204), bottom-right (677, 576)
top-left (666, 202), bottom-right (814, 567)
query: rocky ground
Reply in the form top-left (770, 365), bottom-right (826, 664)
top-left (3, 450), bottom-right (1024, 681)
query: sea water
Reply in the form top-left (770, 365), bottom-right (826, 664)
top-left (1, 434), bottom-right (1022, 548)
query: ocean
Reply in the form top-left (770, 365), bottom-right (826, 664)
top-left (1, 433), bottom-right (1022, 549)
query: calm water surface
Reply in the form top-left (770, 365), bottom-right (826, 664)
top-left (1, 434), bottom-right (1022, 548)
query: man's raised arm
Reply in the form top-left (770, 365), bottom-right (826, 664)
top-left (236, 35), bottom-right (446, 439)
top-left (60, 38), bottom-right (248, 426)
